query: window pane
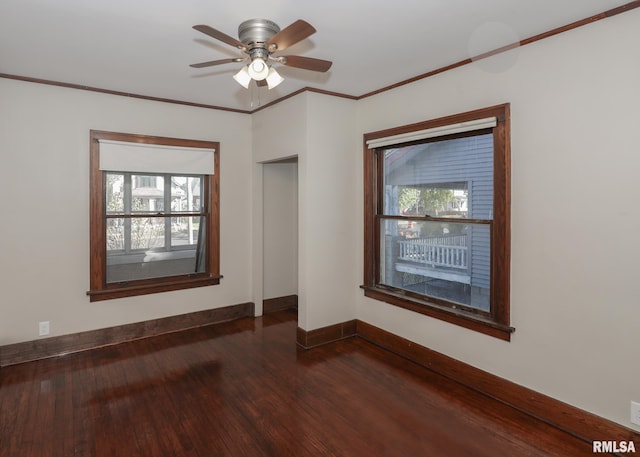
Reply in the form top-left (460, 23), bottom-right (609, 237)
top-left (383, 134), bottom-right (493, 219)
top-left (132, 175), bottom-right (164, 212)
top-left (106, 248), bottom-right (199, 283)
top-left (380, 219), bottom-right (490, 311)
top-left (106, 173), bottom-right (124, 213)
top-left (171, 216), bottom-right (201, 247)
top-left (106, 216), bottom-right (203, 283)
top-left (130, 217), bottom-right (165, 250)
top-left (106, 218), bottom-right (125, 251)
top-left (171, 176), bottom-right (203, 212)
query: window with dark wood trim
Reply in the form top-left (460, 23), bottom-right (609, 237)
top-left (362, 104), bottom-right (513, 340)
top-left (87, 130), bottom-right (221, 301)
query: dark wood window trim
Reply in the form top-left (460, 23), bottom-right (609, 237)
top-left (87, 130), bottom-right (221, 302)
top-left (362, 104), bottom-right (512, 340)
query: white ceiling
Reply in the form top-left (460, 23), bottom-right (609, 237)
top-left (0, 0), bottom-right (631, 112)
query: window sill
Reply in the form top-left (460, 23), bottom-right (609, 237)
top-left (87, 275), bottom-right (222, 302)
top-left (360, 285), bottom-right (514, 341)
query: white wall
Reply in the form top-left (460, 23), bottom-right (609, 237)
top-left (251, 93), bottom-right (358, 329)
top-left (0, 78), bottom-right (253, 345)
top-left (251, 95), bottom-right (308, 314)
top-left (299, 93), bottom-right (358, 330)
top-left (356, 9), bottom-right (640, 429)
top-left (263, 160), bottom-right (298, 300)
top-left (252, 95), bottom-right (307, 164)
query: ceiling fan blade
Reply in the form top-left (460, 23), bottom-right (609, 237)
top-left (190, 58), bottom-right (244, 68)
top-left (256, 79), bottom-right (268, 87)
top-left (267, 19), bottom-right (316, 52)
top-left (193, 25), bottom-right (246, 51)
top-left (280, 55), bottom-right (332, 72)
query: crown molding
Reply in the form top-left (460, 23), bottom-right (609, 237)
top-left (2, 0), bottom-right (639, 114)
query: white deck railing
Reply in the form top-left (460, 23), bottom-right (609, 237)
top-left (398, 235), bottom-right (468, 270)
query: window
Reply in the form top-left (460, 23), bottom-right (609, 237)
top-left (88, 130), bottom-right (221, 301)
top-left (362, 104), bottom-right (512, 340)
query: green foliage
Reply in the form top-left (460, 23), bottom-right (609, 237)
top-left (397, 186), bottom-right (462, 238)
top-left (398, 186), bottom-right (456, 216)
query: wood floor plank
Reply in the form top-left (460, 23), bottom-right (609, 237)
top-left (0, 363), bottom-right (37, 456)
top-left (0, 309), bottom-right (603, 456)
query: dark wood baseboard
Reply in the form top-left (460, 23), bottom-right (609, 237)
top-left (0, 302), bottom-right (254, 367)
top-left (263, 295), bottom-right (298, 314)
top-left (354, 320), bottom-right (640, 448)
top-left (296, 320), bottom-right (357, 349)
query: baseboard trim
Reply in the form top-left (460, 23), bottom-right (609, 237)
top-left (354, 320), bottom-right (640, 448)
top-left (296, 320), bottom-right (357, 349)
top-left (263, 295), bottom-right (298, 314)
top-left (0, 302), bottom-right (254, 367)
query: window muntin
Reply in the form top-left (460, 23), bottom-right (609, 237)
top-left (363, 104), bottom-right (511, 340)
top-left (88, 130), bottom-right (220, 302)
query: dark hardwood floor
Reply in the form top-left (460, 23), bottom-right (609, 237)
top-left (0, 309), bottom-right (596, 456)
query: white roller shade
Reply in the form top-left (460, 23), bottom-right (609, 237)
top-left (98, 140), bottom-right (215, 175)
top-left (366, 117), bottom-right (497, 149)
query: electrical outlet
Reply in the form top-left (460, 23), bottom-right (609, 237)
top-left (631, 401), bottom-right (640, 426)
top-left (38, 321), bottom-right (50, 337)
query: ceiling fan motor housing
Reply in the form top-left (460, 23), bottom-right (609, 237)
top-left (238, 19), bottom-right (280, 47)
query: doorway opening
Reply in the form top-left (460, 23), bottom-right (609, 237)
top-left (262, 157), bottom-right (298, 313)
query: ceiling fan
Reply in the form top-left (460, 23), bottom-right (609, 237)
top-left (190, 18), bottom-right (332, 90)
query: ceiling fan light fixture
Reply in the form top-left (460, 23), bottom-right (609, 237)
top-left (191, 19), bottom-right (332, 94)
top-left (248, 58), bottom-right (269, 81)
top-left (266, 67), bottom-right (284, 90)
top-left (233, 66), bottom-right (251, 88)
